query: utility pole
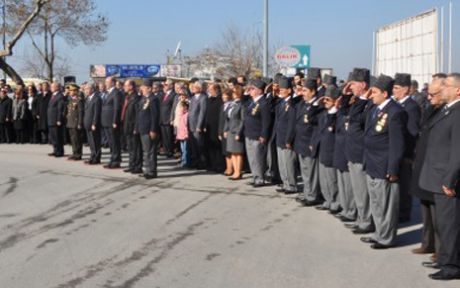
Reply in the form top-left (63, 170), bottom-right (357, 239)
top-left (448, 0), bottom-right (453, 73)
top-left (263, 0), bottom-right (268, 77)
top-left (2, 0), bottom-right (6, 80)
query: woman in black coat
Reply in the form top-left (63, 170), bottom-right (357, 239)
top-left (12, 90), bottom-right (28, 144)
top-left (219, 88), bottom-right (233, 176)
top-left (205, 83), bottom-right (225, 173)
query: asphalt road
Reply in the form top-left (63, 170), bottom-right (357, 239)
top-left (0, 144), bottom-right (457, 288)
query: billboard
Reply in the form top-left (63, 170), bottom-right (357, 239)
top-left (90, 64), bottom-right (161, 78)
top-left (375, 9), bottom-right (438, 86)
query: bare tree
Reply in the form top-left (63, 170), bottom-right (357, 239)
top-left (0, 0), bottom-right (49, 84)
top-left (8, 0), bottom-right (109, 81)
top-left (21, 48), bottom-right (71, 80)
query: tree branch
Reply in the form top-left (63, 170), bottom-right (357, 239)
top-left (0, 0), bottom-right (50, 57)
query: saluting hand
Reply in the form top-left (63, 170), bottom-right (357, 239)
top-left (442, 185), bottom-right (457, 197)
top-left (342, 82), bottom-right (352, 96)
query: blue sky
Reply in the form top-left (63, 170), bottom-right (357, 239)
top-left (10, 0), bottom-right (460, 82)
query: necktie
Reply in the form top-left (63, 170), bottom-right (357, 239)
top-left (372, 107), bottom-right (380, 120)
top-left (121, 95), bottom-right (129, 121)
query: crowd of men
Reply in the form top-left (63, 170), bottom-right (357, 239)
top-left (0, 68), bottom-right (459, 281)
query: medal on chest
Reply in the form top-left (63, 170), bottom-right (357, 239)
top-left (304, 114), bottom-right (309, 123)
top-left (375, 112), bottom-right (388, 132)
top-left (143, 99), bottom-right (150, 110)
top-left (251, 103), bottom-right (259, 116)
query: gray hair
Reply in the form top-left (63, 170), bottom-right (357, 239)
top-left (86, 81), bottom-right (98, 92)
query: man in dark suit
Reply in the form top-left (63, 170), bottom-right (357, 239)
top-left (160, 79), bottom-right (175, 158)
top-left (393, 73), bottom-right (422, 223)
top-left (137, 79), bottom-right (161, 179)
top-left (410, 74), bottom-right (446, 260)
top-left (345, 68), bottom-right (375, 234)
top-left (244, 79), bottom-right (271, 187)
top-left (419, 73), bottom-right (460, 280)
top-left (102, 76), bottom-right (122, 169)
top-left (188, 80), bottom-right (208, 169)
top-left (47, 82), bottom-right (66, 157)
top-left (308, 68), bottom-right (325, 97)
top-left (83, 82), bottom-right (102, 165)
top-left (122, 80), bottom-right (143, 174)
top-left (361, 74), bottom-right (407, 249)
top-left (0, 88), bottom-right (13, 143)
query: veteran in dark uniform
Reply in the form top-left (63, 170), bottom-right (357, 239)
top-left (292, 78), bottom-right (323, 206)
top-left (137, 79), bottom-right (161, 179)
top-left (419, 73), bottom-right (460, 280)
top-left (65, 83), bottom-right (84, 160)
top-left (275, 77), bottom-right (298, 194)
top-left (345, 68), bottom-right (375, 234)
top-left (244, 79), bottom-right (271, 187)
top-left (313, 86), bottom-right (341, 212)
top-left (392, 73), bottom-right (421, 222)
top-left (83, 82), bottom-right (102, 165)
top-left (361, 74), bottom-right (407, 249)
top-left (334, 92), bottom-right (357, 222)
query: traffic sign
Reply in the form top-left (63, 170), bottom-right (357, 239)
top-left (275, 45), bottom-right (311, 69)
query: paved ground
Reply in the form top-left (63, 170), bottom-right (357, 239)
top-left (0, 144), bottom-right (457, 288)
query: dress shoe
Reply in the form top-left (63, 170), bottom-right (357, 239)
top-left (339, 215), bottom-right (356, 223)
top-left (73, 157), bottom-right (82, 161)
top-left (360, 237), bottom-right (377, 244)
top-left (295, 196), bottom-right (305, 203)
top-left (131, 169), bottom-right (143, 174)
top-left (229, 174), bottom-right (243, 180)
top-left (315, 206), bottom-right (329, 211)
top-left (329, 208), bottom-right (342, 215)
top-left (352, 227), bottom-right (375, 234)
top-left (344, 223), bottom-right (358, 229)
top-left (303, 200), bottom-right (323, 207)
top-left (429, 270), bottom-right (460, 280)
top-left (284, 189), bottom-right (298, 195)
top-left (54, 154), bottom-right (64, 158)
top-left (144, 174), bottom-right (157, 180)
top-left (370, 242), bottom-right (392, 249)
top-left (276, 188), bottom-right (285, 193)
top-left (422, 261), bottom-right (441, 269)
top-left (48, 153), bottom-right (55, 157)
top-left (67, 156), bottom-right (76, 160)
top-left (252, 183), bottom-right (265, 188)
top-left (412, 247), bottom-right (433, 254)
top-left (123, 168), bottom-right (132, 173)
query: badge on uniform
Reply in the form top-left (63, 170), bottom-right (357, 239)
top-left (143, 99), bottom-right (150, 110)
top-left (328, 126), bottom-right (334, 132)
top-left (304, 114), bottom-right (309, 123)
top-left (285, 104), bottom-right (290, 112)
top-left (375, 113), bottom-right (388, 132)
top-left (345, 122), bottom-right (349, 131)
top-left (251, 103), bottom-right (259, 116)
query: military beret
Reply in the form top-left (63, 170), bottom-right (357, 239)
top-left (249, 78), bottom-right (266, 91)
top-left (394, 73), bottom-right (411, 87)
top-left (308, 67), bottom-right (321, 79)
top-left (142, 78), bottom-right (154, 87)
top-left (372, 74), bottom-right (394, 95)
top-left (350, 68), bottom-right (370, 84)
top-left (279, 76), bottom-right (293, 89)
top-left (325, 85), bottom-right (340, 100)
top-left (302, 78), bottom-right (318, 90)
